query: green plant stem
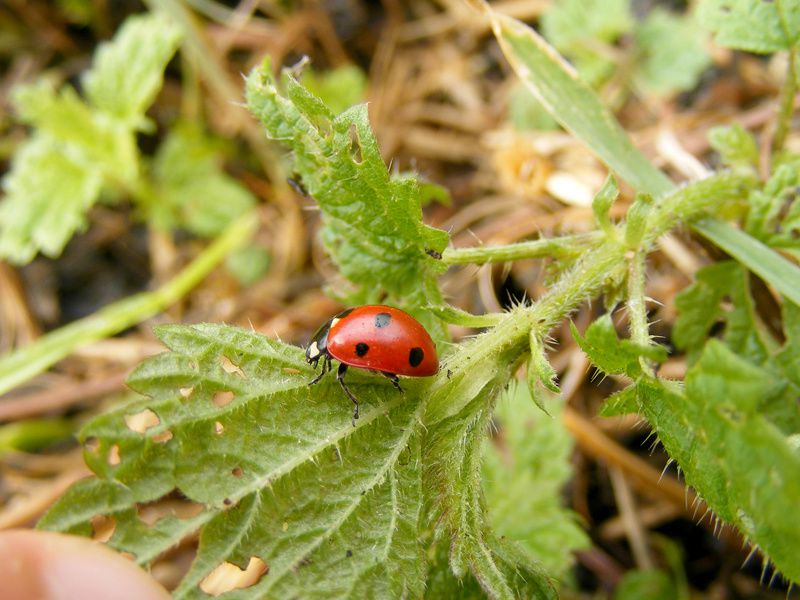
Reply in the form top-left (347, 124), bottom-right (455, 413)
top-left (425, 172), bottom-right (756, 424)
top-left (627, 250), bottom-right (654, 376)
top-left (441, 232), bottom-right (602, 265)
top-left (773, 47), bottom-right (797, 153)
top-left (0, 211), bottom-right (258, 397)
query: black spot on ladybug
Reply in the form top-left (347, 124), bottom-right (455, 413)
top-left (409, 347), bottom-right (424, 367)
top-left (346, 549), bottom-right (353, 558)
top-left (425, 248), bottom-right (443, 260)
top-left (355, 342), bottom-right (369, 357)
top-left (374, 312), bottom-right (391, 328)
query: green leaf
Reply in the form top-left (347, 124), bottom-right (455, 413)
top-left (83, 13), bottom-right (183, 126)
top-left (226, 245), bottom-right (271, 286)
top-left (694, 217), bottom-right (800, 307)
top-left (0, 136), bottom-right (103, 263)
top-left (527, 332), bottom-right (559, 413)
top-left (570, 315), bottom-right (668, 378)
top-left (592, 174), bottom-right (619, 236)
top-left (625, 193), bottom-right (654, 248)
top-left (41, 323), bottom-right (429, 597)
top-left (744, 161), bottom-right (800, 247)
top-left (11, 81), bottom-right (137, 182)
top-left (634, 9), bottom-right (712, 95)
top-left (613, 570), bottom-right (676, 600)
top-left (152, 124), bottom-right (256, 237)
top-left (697, 0), bottom-right (800, 54)
top-left (599, 385), bottom-right (639, 417)
top-left (540, 0), bottom-right (632, 86)
top-left (301, 65), bottom-right (368, 114)
top-left (637, 342), bottom-right (800, 582)
top-left (708, 124), bottom-right (759, 170)
top-left (490, 10), bottom-right (673, 197)
top-left (541, 0), bottom-right (632, 51)
top-left (483, 383), bottom-right (589, 578)
top-left (245, 61), bottom-right (449, 308)
top-left (674, 261), bottom-right (771, 363)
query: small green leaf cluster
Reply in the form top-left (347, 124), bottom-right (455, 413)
top-left (0, 14), bottom-right (255, 265)
top-left (540, 0), bottom-right (711, 96)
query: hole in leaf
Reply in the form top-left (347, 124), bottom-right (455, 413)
top-left (138, 497), bottom-right (205, 526)
top-left (124, 409), bottom-right (160, 433)
top-left (219, 356), bottom-right (244, 377)
top-left (200, 557), bottom-right (269, 596)
top-left (180, 387), bottom-right (194, 399)
top-left (107, 444), bottom-right (121, 466)
top-left (151, 430), bottom-right (173, 443)
top-left (223, 498), bottom-right (233, 507)
top-left (214, 391), bottom-right (235, 407)
top-left (214, 421), bottom-right (224, 434)
top-left (347, 124), bottom-right (363, 163)
top-left (232, 467), bottom-right (243, 478)
top-left (91, 515), bottom-right (116, 542)
top-left (85, 436), bottom-right (100, 452)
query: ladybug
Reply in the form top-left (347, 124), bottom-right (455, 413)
top-left (305, 305), bottom-right (439, 423)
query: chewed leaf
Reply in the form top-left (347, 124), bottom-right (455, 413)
top-left (84, 13), bottom-right (183, 126)
top-left (40, 323), bottom-right (428, 597)
top-left (245, 61), bottom-right (448, 303)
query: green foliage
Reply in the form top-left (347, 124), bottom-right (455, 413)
top-left (301, 65), bottom-right (368, 114)
top-left (483, 383), bottom-right (590, 578)
top-left (540, 0), bottom-right (710, 95)
top-left (150, 124), bottom-right (255, 236)
top-left (0, 419), bottom-right (74, 455)
top-left (633, 9), bottom-right (712, 95)
top-left (708, 124), bottom-right (759, 170)
top-left (744, 159), bottom-right (800, 252)
top-left (570, 314), bottom-right (667, 379)
top-left (245, 60), bottom-right (449, 330)
top-left (698, 0), bottom-right (800, 53)
top-left (84, 15), bottom-right (183, 127)
top-left (40, 324), bottom-right (429, 597)
top-left (0, 14), bottom-right (182, 264)
top-left (613, 570), bottom-right (676, 600)
top-left (541, 0), bottom-right (632, 87)
top-left (637, 343), bottom-right (800, 581)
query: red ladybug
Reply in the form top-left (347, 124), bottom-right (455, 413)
top-left (306, 305), bottom-right (439, 423)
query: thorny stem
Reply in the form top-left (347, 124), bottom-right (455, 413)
top-left (626, 250), bottom-right (655, 377)
top-left (425, 172), bottom-right (756, 424)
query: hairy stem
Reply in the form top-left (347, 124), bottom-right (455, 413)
top-left (441, 232), bottom-right (602, 265)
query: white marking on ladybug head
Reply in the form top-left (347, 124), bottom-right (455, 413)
top-left (330, 318), bottom-right (341, 329)
top-left (307, 341), bottom-right (320, 359)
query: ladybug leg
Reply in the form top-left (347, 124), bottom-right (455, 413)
top-left (336, 363), bottom-right (359, 425)
top-left (382, 372), bottom-right (403, 393)
top-left (308, 354), bottom-right (330, 387)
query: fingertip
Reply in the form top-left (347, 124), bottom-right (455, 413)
top-left (0, 530), bottom-right (170, 600)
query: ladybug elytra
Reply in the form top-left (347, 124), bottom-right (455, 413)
top-left (305, 305), bottom-right (439, 424)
